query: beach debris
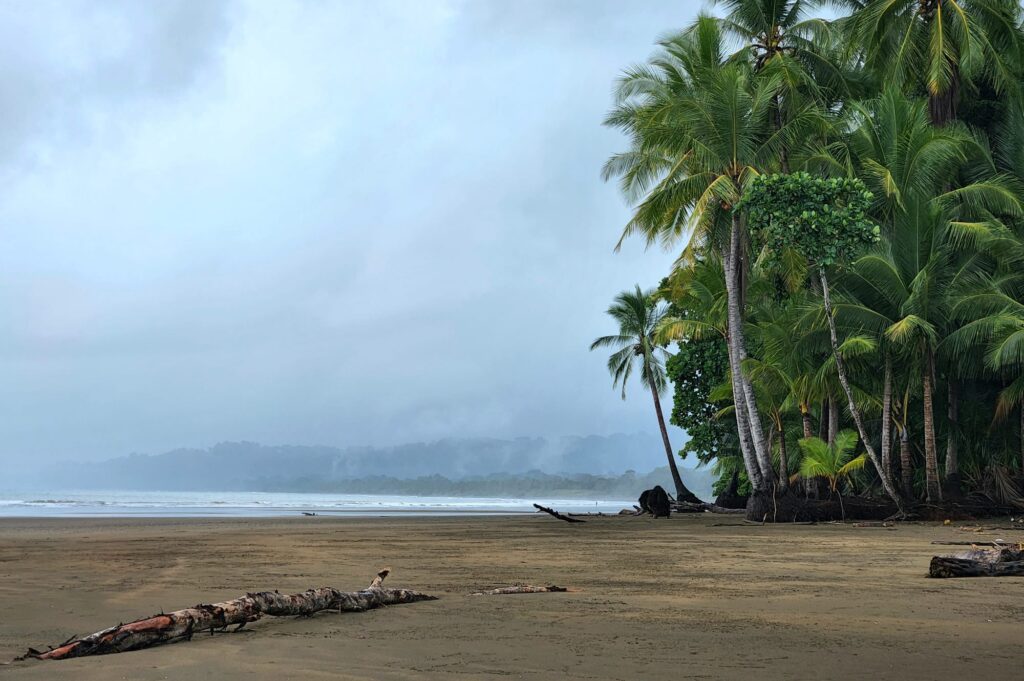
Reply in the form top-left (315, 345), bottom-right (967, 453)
top-left (928, 545), bottom-right (1024, 578)
top-left (301, 511), bottom-right (317, 516)
top-left (471, 585), bottom-right (570, 595)
top-left (532, 503), bottom-right (585, 523)
top-left (20, 569), bottom-right (435, 660)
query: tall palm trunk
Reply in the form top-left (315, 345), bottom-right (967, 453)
top-left (650, 384), bottom-right (701, 504)
top-left (1020, 404), bottom-right (1024, 474)
top-left (881, 354), bottom-right (893, 483)
top-left (944, 380), bottom-right (960, 498)
top-left (922, 349), bottom-right (942, 502)
top-left (828, 396), bottom-right (839, 445)
top-left (899, 425), bottom-right (913, 499)
top-left (726, 213), bottom-right (775, 486)
top-left (801, 407), bottom-right (813, 440)
top-left (819, 268), bottom-right (904, 511)
top-left (777, 424), bottom-right (789, 491)
top-left (818, 399), bottom-right (829, 440)
top-left (928, 67), bottom-right (959, 126)
top-left (772, 93), bottom-right (790, 173)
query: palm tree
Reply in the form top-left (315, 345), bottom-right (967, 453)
top-left (591, 286), bottom-right (703, 504)
top-left (832, 87), bottom-right (1022, 500)
top-left (603, 16), bottom-right (821, 496)
top-left (716, 0), bottom-right (851, 171)
top-left (798, 430), bottom-right (869, 518)
top-left (844, 0), bottom-right (1024, 126)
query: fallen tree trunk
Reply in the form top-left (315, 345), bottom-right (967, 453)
top-left (471, 585), bottom-right (568, 595)
top-left (674, 501), bottom-right (746, 515)
top-left (24, 569), bottom-right (434, 660)
top-left (533, 503), bottom-right (584, 523)
top-left (929, 546), bottom-right (1024, 578)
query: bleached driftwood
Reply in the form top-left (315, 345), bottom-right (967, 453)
top-left (24, 569), bottom-right (435, 660)
top-left (471, 585), bottom-right (569, 595)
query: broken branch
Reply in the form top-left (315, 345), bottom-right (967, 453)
top-left (532, 503), bottom-right (585, 523)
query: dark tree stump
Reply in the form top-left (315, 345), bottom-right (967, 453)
top-left (648, 486), bottom-right (670, 518)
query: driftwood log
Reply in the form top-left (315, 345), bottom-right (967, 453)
top-left (471, 585), bottom-right (569, 595)
top-left (928, 546), bottom-right (1024, 578)
top-left (675, 501), bottom-right (746, 515)
top-left (24, 569), bottom-right (434, 660)
top-left (533, 503), bottom-right (584, 523)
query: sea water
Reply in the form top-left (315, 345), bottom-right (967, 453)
top-left (0, 490), bottom-right (632, 518)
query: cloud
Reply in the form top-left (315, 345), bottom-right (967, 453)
top-left (0, 0), bottom-right (700, 469)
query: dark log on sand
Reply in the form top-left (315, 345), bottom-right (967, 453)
top-left (675, 501), bottom-right (746, 515)
top-left (471, 585), bottom-right (569, 595)
top-left (533, 503), bottom-right (584, 523)
top-left (930, 541), bottom-right (1012, 547)
top-left (23, 569), bottom-right (434, 660)
top-left (929, 546), bottom-right (1024, 578)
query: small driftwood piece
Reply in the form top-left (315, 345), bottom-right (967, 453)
top-left (471, 585), bottom-right (569, 595)
top-left (533, 503), bottom-right (585, 523)
top-left (928, 546), bottom-right (1024, 578)
top-left (23, 569), bottom-right (434, 660)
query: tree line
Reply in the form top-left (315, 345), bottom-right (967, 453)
top-left (593, 0), bottom-right (1024, 519)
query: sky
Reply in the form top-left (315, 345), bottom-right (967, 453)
top-left (0, 0), bottom-right (714, 471)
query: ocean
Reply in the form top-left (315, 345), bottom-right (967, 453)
top-left (0, 490), bottom-right (633, 518)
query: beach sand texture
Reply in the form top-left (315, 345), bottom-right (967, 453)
top-left (0, 514), bottom-right (1019, 680)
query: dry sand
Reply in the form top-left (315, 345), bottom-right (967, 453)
top-left (0, 514), bottom-right (1020, 680)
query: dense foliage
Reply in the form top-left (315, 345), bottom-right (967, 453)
top-left (742, 173), bottom-right (878, 267)
top-left (665, 337), bottom-right (733, 464)
top-left (600, 0), bottom-right (1024, 514)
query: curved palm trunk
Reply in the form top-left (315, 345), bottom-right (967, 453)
top-left (725, 213), bottom-right (775, 487)
top-left (881, 354), bottom-right (893, 483)
top-left (819, 268), bottom-right (904, 512)
top-left (719, 221), bottom-right (765, 493)
top-left (922, 349), bottom-right (942, 502)
top-left (721, 273), bottom-right (766, 491)
top-left (650, 384), bottom-right (701, 503)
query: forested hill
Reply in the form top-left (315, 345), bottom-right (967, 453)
top-left (253, 467), bottom-right (714, 500)
top-left (36, 435), bottom-right (712, 498)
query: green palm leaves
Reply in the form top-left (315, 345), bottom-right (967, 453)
top-left (798, 430), bottom-right (868, 493)
top-left (590, 286), bottom-right (670, 400)
top-left (846, 0), bottom-right (1024, 123)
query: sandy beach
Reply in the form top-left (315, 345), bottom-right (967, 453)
top-left (0, 514), bottom-right (1020, 680)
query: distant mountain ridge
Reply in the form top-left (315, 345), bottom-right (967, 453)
top-left (37, 434), bottom-right (711, 498)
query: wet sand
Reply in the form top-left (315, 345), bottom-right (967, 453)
top-left (0, 514), bottom-right (1020, 680)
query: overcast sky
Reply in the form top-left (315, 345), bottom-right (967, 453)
top-left (0, 0), bottom-right (713, 470)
